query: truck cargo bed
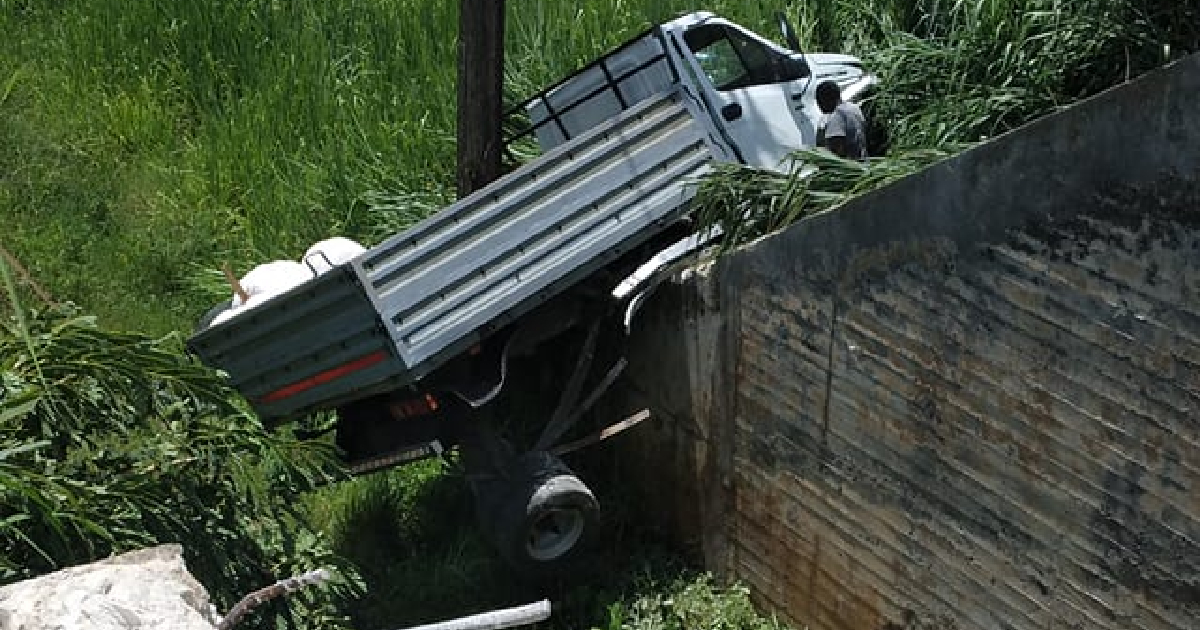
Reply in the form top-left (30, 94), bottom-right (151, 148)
top-left (188, 88), bottom-right (718, 421)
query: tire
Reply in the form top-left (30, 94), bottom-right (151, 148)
top-left (486, 451), bottom-right (599, 575)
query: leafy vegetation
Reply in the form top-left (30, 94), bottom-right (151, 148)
top-left (692, 146), bottom-right (962, 256)
top-left (0, 261), bottom-right (360, 628)
top-left (0, 0), bottom-right (1194, 629)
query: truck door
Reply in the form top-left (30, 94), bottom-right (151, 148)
top-left (678, 21), bottom-right (816, 171)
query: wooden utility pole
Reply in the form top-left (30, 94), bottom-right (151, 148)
top-left (456, 0), bottom-right (505, 198)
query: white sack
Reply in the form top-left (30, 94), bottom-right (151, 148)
top-left (229, 260), bottom-right (313, 308)
top-left (210, 293), bottom-right (273, 327)
top-left (303, 237), bottom-right (366, 276)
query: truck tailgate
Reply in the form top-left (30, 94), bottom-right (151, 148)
top-left (187, 265), bottom-right (410, 421)
top-left (189, 88), bottom-right (718, 421)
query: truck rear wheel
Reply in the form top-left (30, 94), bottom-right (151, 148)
top-left (521, 475), bottom-right (592, 563)
top-left (486, 451), bottom-right (598, 574)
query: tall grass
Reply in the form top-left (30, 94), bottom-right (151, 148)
top-left (693, 147), bottom-right (962, 256)
top-left (2, 0), bottom-right (466, 333)
top-left (795, 0), bottom-right (1196, 150)
top-left (695, 0), bottom-right (1196, 250)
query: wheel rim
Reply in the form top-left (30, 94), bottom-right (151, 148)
top-left (526, 507), bottom-right (585, 562)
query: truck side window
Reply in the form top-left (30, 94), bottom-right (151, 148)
top-left (684, 24), bottom-right (789, 91)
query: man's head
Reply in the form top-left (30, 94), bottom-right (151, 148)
top-left (815, 80), bottom-right (841, 114)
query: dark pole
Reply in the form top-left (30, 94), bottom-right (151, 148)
top-left (456, 0), bottom-right (505, 198)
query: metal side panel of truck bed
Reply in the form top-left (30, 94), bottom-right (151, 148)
top-left (188, 88), bottom-right (720, 421)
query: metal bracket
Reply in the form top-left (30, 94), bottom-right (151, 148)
top-left (552, 409), bottom-right (651, 456)
top-left (533, 318), bottom-right (630, 452)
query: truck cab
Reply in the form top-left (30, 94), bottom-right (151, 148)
top-left (671, 12), bottom-right (874, 168)
top-left (526, 11), bottom-right (876, 171)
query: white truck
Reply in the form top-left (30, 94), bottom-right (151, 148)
top-left (188, 11), bottom-right (875, 572)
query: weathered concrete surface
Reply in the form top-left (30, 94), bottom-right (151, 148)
top-left (0, 545), bottom-right (218, 630)
top-left (607, 53), bottom-right (1200, 630)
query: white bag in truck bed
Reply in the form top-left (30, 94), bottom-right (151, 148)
top-left (188, 88), bottom-right (720, 421)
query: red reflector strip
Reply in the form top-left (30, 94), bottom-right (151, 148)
top-left (259, 351), bottom-right (388, 404)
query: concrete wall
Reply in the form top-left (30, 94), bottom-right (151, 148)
top-left (605, 53), bottom-right (1200, 630)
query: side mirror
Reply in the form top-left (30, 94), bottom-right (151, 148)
top-left (780, 54), bottom-right (810, 81)
top-left (776, 11), bottom-right (802, 52)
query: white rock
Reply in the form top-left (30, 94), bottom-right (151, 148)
top-left (302, 237), bottom-right (366, 276)
top-left (0, 544), bottom-right (219, 630)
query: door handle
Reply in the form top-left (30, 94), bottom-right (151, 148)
top-left (721, 103), bottom-right (742, 122)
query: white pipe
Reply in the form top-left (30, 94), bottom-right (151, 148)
top-left (395, 600), bottom-right (551, 630)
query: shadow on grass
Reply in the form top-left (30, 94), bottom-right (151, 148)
top-left (304, 454), bottom-right (726, 630)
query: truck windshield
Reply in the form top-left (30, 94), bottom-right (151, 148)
top-left (684, 24), bottom-right (799, 91)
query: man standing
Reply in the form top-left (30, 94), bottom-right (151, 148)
top-left (816, 81), bottom-right (869, 161)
